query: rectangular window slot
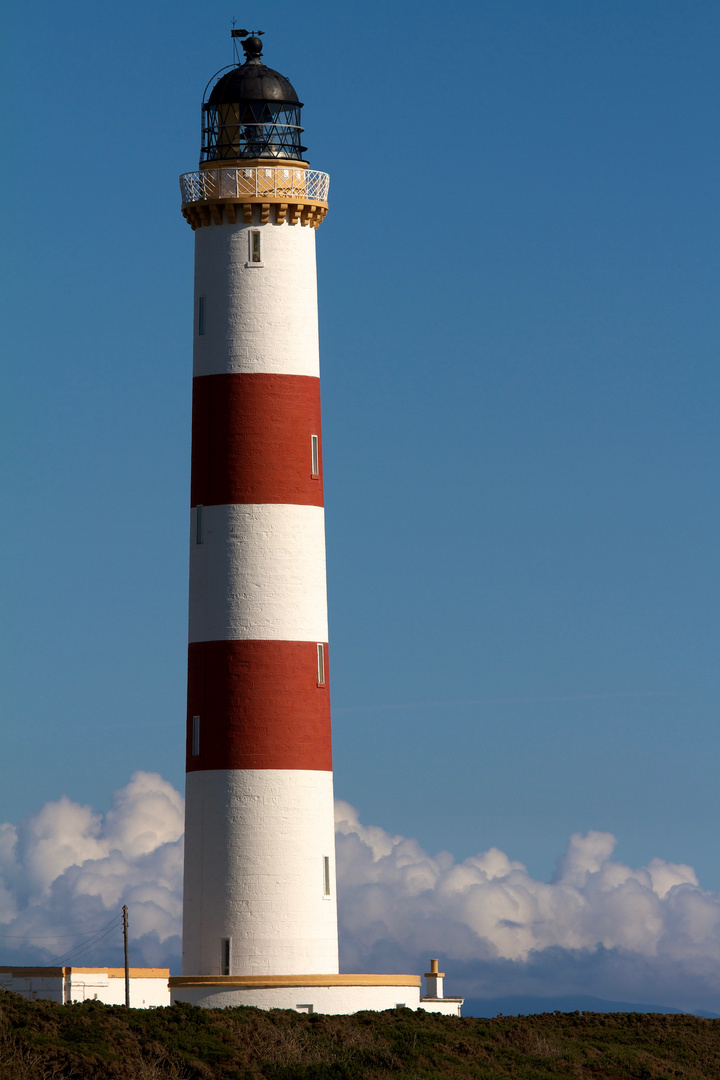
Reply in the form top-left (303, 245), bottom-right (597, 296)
top-left (196, 504), bottom-right (203, 545)
top-left (192, 716), bottom-right (200, 757)
top-left (311, 434), bottom-right (319, 477)
top-left (323, 856), bottom-right (331, 897)
top-left (221, 937), bottom-right (231, 976)
top-left (198, 296), bottom-right (206, 336)
top-left (249, 230), bottom-right (262, 264)
top-left (296, 1004), bottom-right (314, 1014)
top-left (317, 643), bottom-right (325, 686)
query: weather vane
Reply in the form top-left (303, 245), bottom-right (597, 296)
top-left (230, 21), bottom-right (264, 64)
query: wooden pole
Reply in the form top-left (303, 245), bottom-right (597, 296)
top-left (122, 905), bottom-right (130, 1007)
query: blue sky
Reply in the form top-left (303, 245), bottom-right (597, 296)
top-left (2, 0), bottom-right (720, 916)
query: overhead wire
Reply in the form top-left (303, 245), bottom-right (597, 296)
top-left (45, 925), bottom-right (119, 962)
top-left (0, 926), bottom-right (119, 939)
top-left (45, 925), bottom-right (123, 968)
top-left (46, 929), bottom-right (123, 968)
top-left (44, 917), bottom-right (122, 964)
top-left (43, 915), bottom-right (124, 967)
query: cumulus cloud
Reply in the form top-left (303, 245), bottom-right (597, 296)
top-left (334, 802), bottom-right (720, 1012)
top-left (2, 776), bottom-right (720, 1012)
top-left (0, 772), bottom-right (183, 971)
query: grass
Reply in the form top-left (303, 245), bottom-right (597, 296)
top-left (1, 988), bottom-right (719, 1079)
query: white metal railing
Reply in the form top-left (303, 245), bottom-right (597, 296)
top-left (180, 167), bottom-right (330, 204)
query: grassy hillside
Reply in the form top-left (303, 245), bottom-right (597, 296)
top-left (1, 988), bottom-right (719, 1079)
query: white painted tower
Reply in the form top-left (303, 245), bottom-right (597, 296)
top-left (170, 32), bottom-right (462, 1015)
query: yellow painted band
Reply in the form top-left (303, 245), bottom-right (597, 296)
top-left (169, 973), bottom-right (422, 989)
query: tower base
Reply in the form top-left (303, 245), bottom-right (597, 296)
top-left (169, 974), bottom-right (463, 1015)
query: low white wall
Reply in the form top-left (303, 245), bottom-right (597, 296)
top-left (419, 997), bottom-right (464, 1017)
top-left (67, 974), bottom-right (170, 1008)
top-left (0, 968), bottom-right (170, 1008)
top-left (171, 981), bottom-right (423, 1014)
top-left (0, 972), bottom-right (64, 1004)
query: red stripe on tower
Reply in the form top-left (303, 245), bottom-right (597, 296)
top-left (186, 639), bottom-right (332, 772)
top-left (191, 373), bottom-right (324, 507)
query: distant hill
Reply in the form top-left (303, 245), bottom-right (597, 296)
top-left (464, 993), bottom-right (720, 1019)
top-left (2, 987), bottom-right (720, 1079)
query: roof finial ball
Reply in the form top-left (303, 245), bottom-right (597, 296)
top-left (241, 32), bottom-right (264, 62)
top-left (201, 29), bottom-right (306, 163)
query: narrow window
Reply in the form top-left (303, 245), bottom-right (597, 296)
top-left (196, 504), bottom-right (203, 545)
top-left (317, 643), bottom-right (325, 686)
top-left (192, 716), bottom-right (200, 757)
top-left (323, 856), bottom-right (331, 897)
top-left (221, 937), bottom-right (231, 976)
top-left (311, 435), bottom-right (319, 477)
top-left (296, 1004), bottom-right (314, 1014)
top-left (249, 230), bottom-right (261, 263)
top-left (198, 296), bottom-right (206, 336)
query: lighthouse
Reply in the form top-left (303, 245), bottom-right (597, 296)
top-left (169, 32), bottom-right (463, 1015)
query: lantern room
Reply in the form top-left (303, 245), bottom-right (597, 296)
top-left (201, 33), bottom-right (306, 163)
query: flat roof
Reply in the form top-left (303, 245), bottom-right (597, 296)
top-left (0, 967), bottom-right (169, 978)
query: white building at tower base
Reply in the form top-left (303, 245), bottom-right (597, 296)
top-left (0, 966), bottom-right (462, 1016)
top-left (0, 967), bottom-right (170, 1008)
top-left (169, 971), bottom-right (463, 1016)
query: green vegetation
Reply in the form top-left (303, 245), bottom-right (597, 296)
top-left (1, 988), bottom-right (718, 1079)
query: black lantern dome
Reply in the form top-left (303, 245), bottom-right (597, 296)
top-left (201, 34), bottom-right (306, 163)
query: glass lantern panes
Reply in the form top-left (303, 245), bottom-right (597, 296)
top-left (202, 101), bottom-right (306, 161)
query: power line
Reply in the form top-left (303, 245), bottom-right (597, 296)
top-left (44, 916), bottom-right (123, 967)
top-left (46, 926), bottom-right (122, 968)
top-left (0, 928), bottom-right (119, 940)
top-left (46, 926), bottom-right (123, 968)
top-left (45, 918), bottom-right (122, 962)
top-left (2, 910), bottom-right (129, 970)
top-left (0, 916), bottom-right (122, 936)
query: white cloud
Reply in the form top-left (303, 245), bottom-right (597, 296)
top-left (0, 772), bottom-right (183, 969)
top-left (2, 777), bottom-right (720, 1011)
top-left (334, 804), bottom-right (708, 965)
top-left (333, 803), bottom-right (720, 1010)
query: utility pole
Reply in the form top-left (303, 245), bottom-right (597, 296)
top-left (122, 905), bottom-right (130, 1007)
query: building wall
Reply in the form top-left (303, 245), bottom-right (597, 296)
top-left (419, 997), bottom-right (464, 1017)
top-left (67, 973), bottom-right (170, 1008)
top-left (183, 769), bottom-right (338, 975)
top-left (0, 968), bottom-right (170, 1008)
top-left (192, 218), bottom-right (319, 378)
top-left (188, 503), bottom-right (328, 645)
top-left (172, 981), bottom-right (424, 1014)
top-left (171, 979), bottom-right (463, 1015)
top-left (0, 971), bottom-right (65, 1004)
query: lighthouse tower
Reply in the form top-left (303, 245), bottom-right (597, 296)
top-left (170, 33), bottom-right (462, 1015)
